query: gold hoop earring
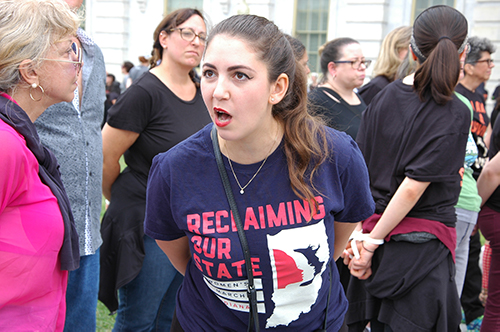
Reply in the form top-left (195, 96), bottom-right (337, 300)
top-left (29, 83), bottom-right (45, 102)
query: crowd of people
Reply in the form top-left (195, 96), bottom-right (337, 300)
top-left (1, 1), bottom-right (499, 332)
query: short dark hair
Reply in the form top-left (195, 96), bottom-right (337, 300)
top-left (465, 36), bottom-right (496, 64)
top-left (122, 61), bottom-right (134, 72)
top-left (319, 38), bottom-right (359, 78)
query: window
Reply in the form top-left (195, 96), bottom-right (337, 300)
top-left (294, 0), bottom-right (330, 73)
top-left (166, 0), bottom-right (203, 14)
top-left (412, 0), bottom-right (455, 20)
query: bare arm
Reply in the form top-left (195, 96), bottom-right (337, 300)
top-left (333, 221), bottom-right (358, 261)
top-left (477, 153), bottom-right (500, 206)
top-left (102, 123), bottom-right (139, 200)
top-left (484, 123), bottom-right (492, 149)
top-left (156, 237), bottom-right (191, 276)
top-left (348, 177), bottom-right (430, 279)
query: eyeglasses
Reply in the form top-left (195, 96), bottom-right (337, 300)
top-left (40, 42), bottom-right (82, 75)
top-left (169, 28), bottom-right (207, 44)
top-left (334, 59), bottom-right (372, 70)
top-left (468, 59), bottom-right (495, 66)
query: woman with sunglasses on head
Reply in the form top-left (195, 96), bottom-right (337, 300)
top-left (343, 5), bottom-right (470, 331)
top-left (308, 38), bottom-right (370, 140)
top-left (0, 0), bottom-right (80, 330)
top-left (100, 8), bottom-right (211, 331)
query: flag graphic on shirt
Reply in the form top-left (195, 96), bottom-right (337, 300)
top-left (266, 220), bottom-right (330, 328)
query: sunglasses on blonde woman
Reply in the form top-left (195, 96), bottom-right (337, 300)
top-left (40, 42), bottom-right (83, 75)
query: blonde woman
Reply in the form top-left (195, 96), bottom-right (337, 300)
top-left (0, 0), bottom-right (80, 330)
top-left (358, 26), bottom-right (412, 105)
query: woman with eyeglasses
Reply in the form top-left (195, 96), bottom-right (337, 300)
top-left (100, 8), bottom-right (211, 331)
top-left (308, 37), bottom-right (370, 140)
top-left (343, 5), bottom-right (470, 331)
top-left (0, 0), bottom-right (80, 330)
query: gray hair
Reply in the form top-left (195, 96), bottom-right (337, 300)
top-left (465, 36), bottom-right (496, 64)
top-left (0, 0), bottom-right (79, 93)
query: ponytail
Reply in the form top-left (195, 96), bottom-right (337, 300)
top-left (411, 5), bottom-right (468, 105)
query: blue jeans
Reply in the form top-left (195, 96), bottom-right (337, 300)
top-left (113, 235), bottom-right (183, 332)
top-left (64, 249), bottom-right (100, 332)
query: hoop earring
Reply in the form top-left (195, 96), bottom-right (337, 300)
top-left (30, 83), bottom-right (45, 102)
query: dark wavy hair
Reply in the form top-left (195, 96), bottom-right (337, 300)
top-left (412, 5), bottom-right (468, 105)
top-left (205, 14), bottom-right (329, 212)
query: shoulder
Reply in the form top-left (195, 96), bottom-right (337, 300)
top-left (0, 121), bottom-right (29, 161)
top-left (324, 127), bottom-right (362, 162)
top-left (153, 124), bottom-right (212, 168)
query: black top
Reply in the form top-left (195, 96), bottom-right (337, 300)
top-left (485, 118), bottom-right (500, 212)
top-left (358, 75), bottom-right (391, 106)
top-left (356, 80), bottom-right (471, 226)
top-left (99, 72), bottom-right (211, 312)
top-left (308, 86), bottom-right (366, 139)
top-left (107, 72), bottom-right (211, 183)
top-left (455, 83), bottom-right (489, 179)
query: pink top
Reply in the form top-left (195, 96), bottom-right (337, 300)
top-left (0, 119), bottom-right (68, 331)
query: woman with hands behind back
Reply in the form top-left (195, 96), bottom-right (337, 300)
top-left (344, 5), bottom-right (471, 332)
top-left (0, 0), bottom-right (80, 330)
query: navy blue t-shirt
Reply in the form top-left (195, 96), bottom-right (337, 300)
top-left (145, 124), bottom-right (374, 331)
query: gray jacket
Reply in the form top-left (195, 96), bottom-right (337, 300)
top-left (36, 28), bottom-right (106, 256)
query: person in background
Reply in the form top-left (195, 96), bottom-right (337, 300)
top-left (358, 26), bottom-right (412, 105)
top-left (309, 72), bottom-right (319, 92)
top-left (35, 0), bottom-right (107, 331)
top-left (126, 55), bottom-right (150, 88)
top-left (285, 34), bottom-right (311, 75)
top-left (455, 36), bottom-right (496, 331)
top-left (345, 5), bottom-right (470, 331)
top-left (106, 73), bottom-right (121, 95)
top-left (120, 61), bottom-right (134, 93)
top-left (308, 37), bottom-right (369, 140)
top-left (99, 8), bottom-right (211, 331)
top-left (144, 14), bottom-right (374, 331)
top-left (476, 106), bottom-right (500, 331)
top-left (0, 0), bottom-right (80, 330)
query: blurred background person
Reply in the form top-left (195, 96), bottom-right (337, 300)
top-left (308, 37), bottom-right (370, 140)
top-left (358, 26), bottom-right (412, 105)
top-left (99, 8), bottom-right (211, 331)
top-left (126, 54), bottom-right (150, 88)
top-left (120, 60), bottom-right (134, 93)
top-left (455, 36), bottom-right (496, 331)
top-left (285, 34), bottom-right (311, 75)
top-left (0, 0), bottom-right (80, 330)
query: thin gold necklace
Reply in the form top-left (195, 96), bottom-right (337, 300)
top-left (225, 133), bottom-right (278, 195)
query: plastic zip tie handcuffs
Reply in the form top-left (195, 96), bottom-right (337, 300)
top-left (344, 230), bottom-right (384, 259)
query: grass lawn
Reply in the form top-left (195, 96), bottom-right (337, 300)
top-left (97, 301), bottom-right (115, 331)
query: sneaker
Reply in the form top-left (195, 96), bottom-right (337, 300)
top-left (467, 315), bottom-right (483, 332)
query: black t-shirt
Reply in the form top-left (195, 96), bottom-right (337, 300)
top-left (308, 87), bottom-right (366, 139)
top-left (107, 72), bottom-right (211, 183)
top-left (486, 118), bottom-right (500, 212)
top-left (358, 75), bottom-right (391, 106)
top-left (455, 83), bottom-right (489, 179)
top-left (357, 80), bottom-right (471, 226)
